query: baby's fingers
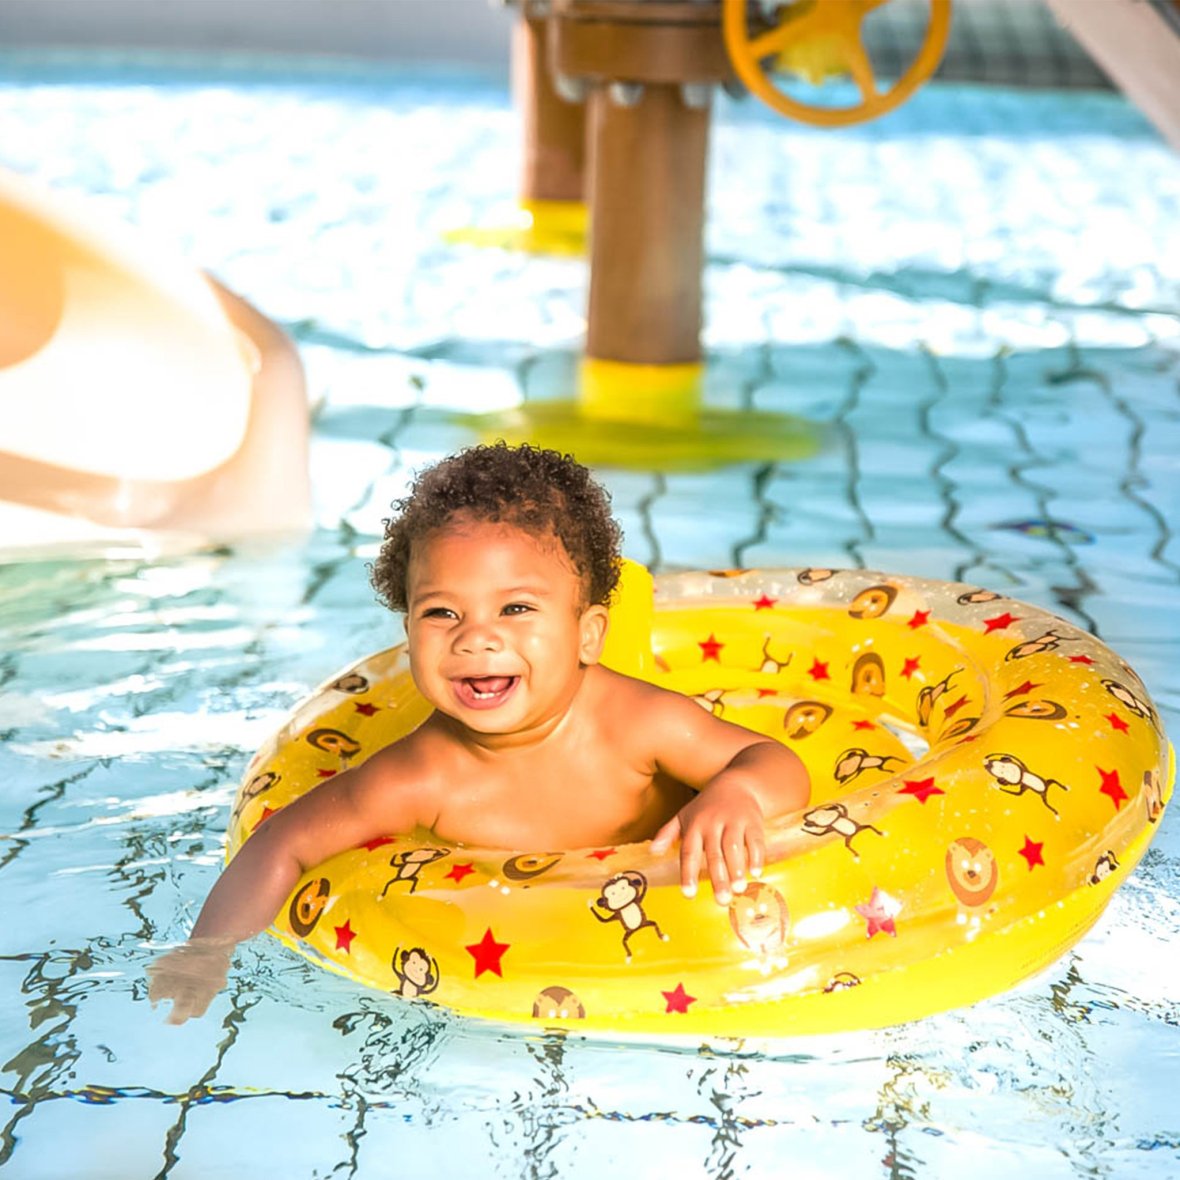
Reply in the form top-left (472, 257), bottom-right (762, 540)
top-left (744, 827), bottom-right (766, 881)
top-left (704, 832), bottom-right (736, 905)
top-left (147, 942), bottom-right (230, 1025)
top-left (723, 829), bottom-right (754, 896)
top-left (650, 815), bottom-right (681, 856)
top-left (166, 985), bottom-right (215, 1026)
top-left (678, 829), bottom-right (705, 898)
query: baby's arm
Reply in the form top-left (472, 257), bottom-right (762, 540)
top-left (148, 744), bottom-right (435, 1024)
top-left (645, 689), bottom-right (810, 904)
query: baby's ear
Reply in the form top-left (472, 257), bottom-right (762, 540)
top-left (578, 603), bottom-right (610, 664)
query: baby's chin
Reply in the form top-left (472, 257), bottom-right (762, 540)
top-left (432, 698), bottom-right (527, 736)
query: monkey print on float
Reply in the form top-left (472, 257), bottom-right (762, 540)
top-left (589, 871), bottom-right (669, 962)
top-left (1143, 769), bottom-right (1164, 824)
top-left (391, 946), bottom-right (439, 999)
top-left (380, 847), bottom-right (451, 897)
top-left (983, 752), bottom-right (1068, 816)
top-left (1004, 629), bottom-right (1076, 662)
top-left (1103, 678), bottom-right (1157, 728)
top-left (801, 802), bottom-right (883, 855)
top-left (917, 671), bottom-right (958, 728)
top-left (833, 747), bottom-right (905, 785)
top-left (532, 985), bottom-right (586, 1020)
top-left (1090, 852), bottom-right (1119, 885)
top-left (231, 770), bottom-right (279, 824)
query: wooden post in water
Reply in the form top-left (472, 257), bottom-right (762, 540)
top-left (515, 11), bottom-right (586, 203)
top-left (584, 81), bottom-right (709, 365)
top-left (548, 0), bottom-right (734, 372)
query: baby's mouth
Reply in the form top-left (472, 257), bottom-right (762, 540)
top-left (453, 675), bottom-right (520, 710)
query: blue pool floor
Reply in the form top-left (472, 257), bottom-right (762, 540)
top-left (0, 54), bottom-right (1178, 1179)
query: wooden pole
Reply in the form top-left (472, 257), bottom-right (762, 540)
top-left (514, 14), bottom-right (586, 202)
top-left (547, 0), bottom-right (732, 368)
top-left (584, 84), bottom-right (709, 365)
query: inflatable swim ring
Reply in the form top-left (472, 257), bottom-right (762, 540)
top-left (229, 563), bottom-right (1172, 1037)
top-left (0, 166), bottom-right (309, 556)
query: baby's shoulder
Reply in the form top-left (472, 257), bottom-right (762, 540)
top-left (587, 666), bottom-right (695, 727)
top-left (352, 723), bottom-right (451, 799)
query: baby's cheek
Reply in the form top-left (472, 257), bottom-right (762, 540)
top-left (520, 632), bottom-right (557, 664)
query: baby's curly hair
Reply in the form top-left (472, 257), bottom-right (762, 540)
top-left (371, 442), bottom-right (623, 612)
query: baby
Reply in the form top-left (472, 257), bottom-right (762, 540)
top-left (149, 442), bottom-right (810, 1023)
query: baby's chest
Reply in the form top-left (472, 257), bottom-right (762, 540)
top-left (434, 755), bottom-right (658, 849)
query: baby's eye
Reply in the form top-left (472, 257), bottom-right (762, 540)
top-left (501, 602), bottom-right (534, 616)
top-left (421, 607), bottom-right (457, 620)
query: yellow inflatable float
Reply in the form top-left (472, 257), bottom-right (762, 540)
top-left (229, 563), bottom-right (1172, 1037)
top-left (0, 166), bottom-right (309, 555)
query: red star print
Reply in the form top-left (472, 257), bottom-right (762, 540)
top-left (900, 657), bottom-right (921, 679)
top-left (943, 695), bottom-right (969, 718)
top-left (984, 612), bottom-right (1019, 633)
top-left (855, 887), bottom-right (900, 938)
top-left (898, 777), bottom-right (943, 804)
top-left (1069, 654), bottom-right (1095, 666)
top-left (465, 928), bottom-right (510, 978)
top-left (808, 659), bottom-right (830, 681)
top-left (852, 719), bottom-right (876, 731)
top-left (361, 836), bottom-right (395, 851)
top-left (317, 769), bottom-right (337, 779)
top-left (334, 921), bottom-right (356, 952)
top-left (586, 848), bottom-right (618, 861)
top-left (1098, 767), bottom-right (1128, 810)
top-left (662, 983), bottom-right (697, 1014)
top-left (445, 862), bottom-right (475, 883)
top-left (1104, 712), bottom-right (1130, 733)
top-left (253, 806), bottom-right (276, 831)
top-left (752, 595), bottom-right (777, 611)
top-left (907, 610), bottom-right (931, 630)
top-left (354, 702), bottom-right (379, 716)
top-left (699, 634), bottom-right (724, 662)
top-left (1018, 837), bottom-right (1045, 870)
top-left (1004, 680), bottom-right (1042, 699)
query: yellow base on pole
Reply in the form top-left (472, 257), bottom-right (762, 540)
top-left (443, 199), bottom-right (588, 257)
top-left (453, 356), bottom-right (821, 473)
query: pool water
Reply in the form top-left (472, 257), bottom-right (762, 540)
top-left (1, 53), bottom-right (1178, 1179)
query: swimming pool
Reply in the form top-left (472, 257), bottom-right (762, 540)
top-left (1, 52), bottom-right (1177, 1179)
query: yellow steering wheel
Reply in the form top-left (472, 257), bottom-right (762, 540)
top-left (722, 0), bottom-right (952, 128)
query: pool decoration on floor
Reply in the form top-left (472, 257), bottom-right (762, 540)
top-left (229, 562), bottom-right (1172, 1037)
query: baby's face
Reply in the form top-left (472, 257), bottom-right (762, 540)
top-left (405, 521), bottom-right (607, 739)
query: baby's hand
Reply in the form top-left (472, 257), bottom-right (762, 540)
top-left (650, 779), bottom-right (765, 905)
top-left (147, 937), bottom-right (235, 1025)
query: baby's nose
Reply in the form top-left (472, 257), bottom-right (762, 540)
top-left (454, 620), bottom-right (503, 653)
